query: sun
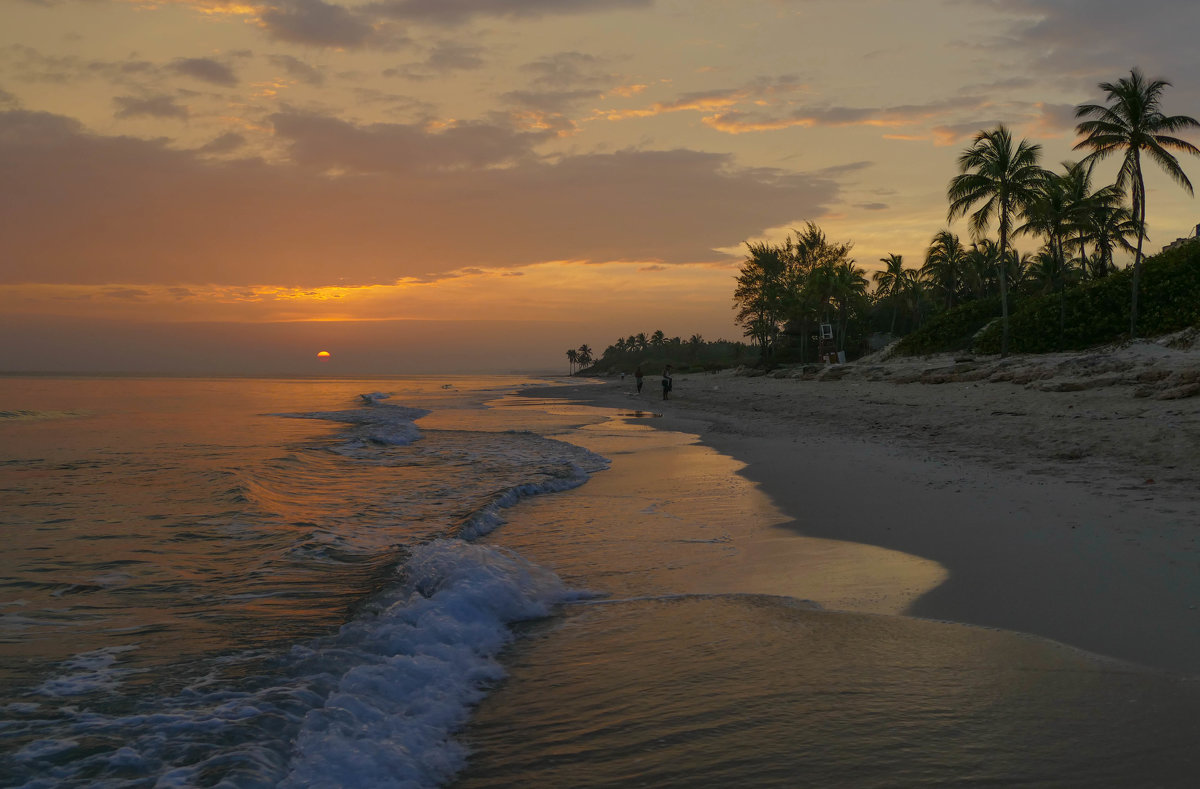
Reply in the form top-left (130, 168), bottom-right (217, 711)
top-left (316, 350), bottom-right (332, 359)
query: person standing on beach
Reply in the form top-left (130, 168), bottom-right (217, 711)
top-left (635, 366), bottom-right (644, 394)
top-left (661, 365), bottom-right (673, 400)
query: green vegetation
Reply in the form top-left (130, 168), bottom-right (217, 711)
top-left (727, 67), bottom-right (1200, 363)
top-left (974, 237), bottom-right (1200, 354)
top-left (568, 69), bottom-right (1198, 373)
top-left (574, 332), bottom-right (754, 376)
top-left (893, 297), bottom-right (1004, 356)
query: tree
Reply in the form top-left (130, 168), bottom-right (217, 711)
top-left (650, 330), bottom-right (666, 347)
top-left (873, 253), bottom-right (908, 333)
top-left (733, 242), bottom-right (788, 358)
top-left (947, 125), bottom-right (1044, 355)
top-left (1074, 68), bottom-right (1200, 336)
top-left (566, 348), bottom-right (578, 375)
top-left (828, 259), bottom-right (869, 352)
top-left (577, 344), bottom-right (593, 369)
top-left (1080, 200), bottom-right (1138, 279)
top-left (921, 230), bottom-right (967, 310)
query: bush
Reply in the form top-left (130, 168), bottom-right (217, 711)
top-left (975, 239), bottom-right (1200, 353)
top-left (893, 297), bottom-right (1002, 356)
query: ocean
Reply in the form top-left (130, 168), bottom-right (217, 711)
top-left (2, 375), bottom-right (1198, 788)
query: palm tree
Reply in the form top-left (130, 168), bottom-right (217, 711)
top-left (576, 344), bottom-right (593, 369)
top-left (650, 330), bottom-right (666, 347)
top-left (947, 125), bottom-right (1044, 355)
top-left (900, 268), bottom-right (926, 329)
top-left (921, 230), bottom-right (967, 310)
top-left (828, 259), bottom-right (869, 352)
top-left (1074, 68), bottom-right (1200, 336)
top-left (566, 349), bottom-right (578, 375)
top-left (962, 239), bottom-right (1002, 300)
top-left (734, 242), bottom-right (788, 358)
top-left (1080, 200), bottom-right (1139, 279)
top-left (872, 254), bottom-right (908, 333)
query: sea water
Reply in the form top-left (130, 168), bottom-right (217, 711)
top-left (2, 375), bottom-right (1199, 788)
top-left (0, 375), bottom-right (607, 787)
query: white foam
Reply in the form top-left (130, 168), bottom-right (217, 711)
top-left (459, 463), bottom-right (597, 540)
top-left (280, 539), bottom-right (583, 789)
top-left (279, 400), bottom-right (431, 449)
top-left (33, 645), bottom-right (140, 697)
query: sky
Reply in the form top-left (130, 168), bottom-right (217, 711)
top-left (2, 0), bottom-right (1199, 374)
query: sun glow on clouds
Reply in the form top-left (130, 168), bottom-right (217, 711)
top-left (0, 262), bottom-right (740, 335)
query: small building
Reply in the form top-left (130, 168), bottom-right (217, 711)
top-left (1161, 223), bottom-right (1200, 252)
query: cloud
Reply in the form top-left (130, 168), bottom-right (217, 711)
top-left (501, 88), bottom-right (604, 114)
top-left (170, 57), bottom-right (238, 86)
top-left (113, 94), bottom-right (189, 120)
top-left (367, 0), bottom-right (654, 27)
top-left (855, 203), bottom-right (888, 211)
top-left (267, 54), bottom-right (326, 85)
top-left (195, 131), bottom-right (247, 154)
top-left (425, 41), bottom-right (485, 71)
top-left (520, 52), bottom-right (610, 89)
top-left (270, 110), bottom-right (555, 172)
top-left (601, 77), bottom-right (804, 122)
top-left (702, 96), bottom-right (991, 135)
top-left (0, 108), bottom-right (839, 289)
top-left (259, 0), bottom-right (379, 47)
top-left (383, 41), bottom-right (487, 79)
top-left (980, 0), bottom-right (1200, 100)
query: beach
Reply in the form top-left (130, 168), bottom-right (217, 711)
top-left (524, 333), bottom-right (1200, 676)
top-left (5, 367), bottom-right (1200, 787)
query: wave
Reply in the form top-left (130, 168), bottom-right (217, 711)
top-left (4, 542), bottom-right (587, 788)
top-left (0, 409), bottom-right (89, 422)
top-left (275, 395), bottom-right (430, 451)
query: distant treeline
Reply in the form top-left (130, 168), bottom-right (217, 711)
top-left (573, 331), bottom-right (755, 375)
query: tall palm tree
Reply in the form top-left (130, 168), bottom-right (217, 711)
top-left (576, 344), bottom-right (593, 369)
top-left (566, 349), bottom-right (578, 375)
top-left (947, 125), bottom-right (1044, 355)
top-left (921, 230), bottom-right (967, 310)
top-left (872, 254), bottom-right (908, 333)
top-left (1074, 68), bottom-right (1200, 336)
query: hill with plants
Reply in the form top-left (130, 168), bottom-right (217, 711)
top-left (892, 237), bottom-right (1200, 356)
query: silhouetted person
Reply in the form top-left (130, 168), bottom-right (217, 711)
top-left (635, 366), bottom-right (644, 394)
top-left (662, 365), bottom-right (673, 400)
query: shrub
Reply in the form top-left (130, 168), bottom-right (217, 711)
top-left (975, 239), bottom-right (1200, 353)
top-left (893, 297), bottom-right (1002, 356)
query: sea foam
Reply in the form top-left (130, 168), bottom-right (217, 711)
top-left (279, 540), bottom-right (584, 789)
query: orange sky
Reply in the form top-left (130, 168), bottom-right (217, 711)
top-left (2, 0), bottom-right (1198, 373)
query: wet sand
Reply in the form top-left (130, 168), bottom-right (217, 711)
top-left (453, 380), bottom-right (1200, 788)
top-left (528, 337), bottom-right (1200, 676)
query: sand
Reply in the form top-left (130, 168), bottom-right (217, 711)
top-left (535, 330), bottom-right (1200, 676)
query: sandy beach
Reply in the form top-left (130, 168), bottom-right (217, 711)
top-left (534, 332), bottom-right (1200, 676)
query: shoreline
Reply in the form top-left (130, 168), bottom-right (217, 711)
top-left (525, 342), bottom-right (1200, 676)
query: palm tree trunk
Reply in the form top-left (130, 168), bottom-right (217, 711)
top-left (998, 206), bottom-right (1011, 357)
top-left (1131, 156), bottom-right (1145, 338)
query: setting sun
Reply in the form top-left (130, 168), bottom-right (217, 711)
top-left (316, 351), bottom-right (331, 359)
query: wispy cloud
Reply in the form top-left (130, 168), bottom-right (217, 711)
top-left (113, 94), bottom-right (189, 120)
top-left (170, 57), bottom-right (238, 86)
